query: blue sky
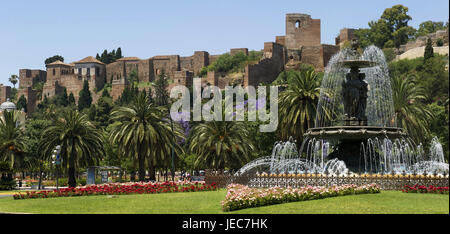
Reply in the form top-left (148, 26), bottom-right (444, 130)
top-left (1, 0), bottom-right (448, 86)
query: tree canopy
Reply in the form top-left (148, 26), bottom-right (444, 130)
top-left (45, 55), bottom-right (64, 65)
top-left (96, 47), bottom-right (123, 64)
top-left (355, 4), bottom-right (417, 48)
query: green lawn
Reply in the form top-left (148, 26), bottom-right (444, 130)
top-left (0, 190), bottom-right (448, 214)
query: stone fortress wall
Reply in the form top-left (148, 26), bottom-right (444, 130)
top-left (395, 30), bottom-right (449, 61)
top-left (15, 13), bottom-right (364, 114)
top-left (0, 85), bottom-right (11, 104)
top-left (400, 30), bottom-right (449, 53)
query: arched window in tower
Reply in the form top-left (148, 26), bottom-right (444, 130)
top-left (53, 68), bottom-right (55, 76)
top-left (295, 20), bottom-right (301, 29)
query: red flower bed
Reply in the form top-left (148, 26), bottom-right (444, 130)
top-left (13, 181), bottom-right (218, 200)
top-left (402, 184), bottom-right (449, 194)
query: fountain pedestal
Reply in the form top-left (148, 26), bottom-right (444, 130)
top-left (327, 140), bottom-right (364, 173)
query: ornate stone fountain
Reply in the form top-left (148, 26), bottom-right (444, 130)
top-left (235, 39), bottom-right (448, 176)
top-left (303, 39), bottom-right (408, 172)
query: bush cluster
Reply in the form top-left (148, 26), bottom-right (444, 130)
top-left (13, 181), bottom-right (218, 200)
top-left (222, 183), bottom-right (381, 212)
top-left (199, 51), bottom-right (263, 76)
top-left (402, 184), bottom-right (449, 194)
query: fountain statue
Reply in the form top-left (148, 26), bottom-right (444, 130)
top-left (235, 40), bottom-right (448, 176)
top-left (341, 40), bottom-right (371, 126)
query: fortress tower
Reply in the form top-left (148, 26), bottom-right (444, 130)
top-left (285, 13), bottom-right (321, 49)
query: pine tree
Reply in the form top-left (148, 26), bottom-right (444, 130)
top-left (78, 80), bottom-right (92, 111)
top-left (45, 55), bottom-right (64, 65)
top-left (424, 37), bottom-right (434, 61)
top-left (96, 53), bottom-right (101, 60)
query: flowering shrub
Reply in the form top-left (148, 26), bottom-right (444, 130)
top-left (402, 184), bottom-right (449, 194)
top-left (13, 181), bottom-right (217, 200)
top-left (221, 184), bottom-right (380, 212)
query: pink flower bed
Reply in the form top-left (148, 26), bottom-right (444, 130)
top-left (402, 184), bottom-right (449, 194)
top-left (13, 181), bottom-right (217, 200)
top-left (222, 183), bottom-right (381, 212)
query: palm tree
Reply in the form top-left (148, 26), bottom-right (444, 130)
top-left (188, 120), bottom-right (255, 170)
top-left (9, 75), bottom-right (18, 89)
top-left (278, 70), bottom-right (321, 144)
top-left (39, 109), bottom-right (104, 188)
top-left (0, 110), bottom-right (26, 169)
top-left (109, 92), bottom-right (183, 181)
top-left (391, 74), bottom-right (434, 143)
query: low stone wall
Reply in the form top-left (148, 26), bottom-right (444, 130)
top-left (395, 46), bottom-right (449, 61)
top-left (205, 170), bottom-right (449, 190)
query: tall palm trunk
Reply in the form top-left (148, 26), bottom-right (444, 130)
top-left (38, 163), bottom-right (43, 189)
top-left (149, 157), bottom-right (156, 181)
top-left (68, 144), bottom-right (77, 188)
top-left (131, 160), bottom-right (136, 181)
top-left (68, 165), bottom-right (76, 187)
top-left (130, 171), bottom-right (136, 181)
top-left (138, 154), bottom-right (146, 182)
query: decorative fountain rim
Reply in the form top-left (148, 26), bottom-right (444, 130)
top-left (339, 60), bottom-right (378, 69)
top-left (304, 126), bottom-right (407, 140)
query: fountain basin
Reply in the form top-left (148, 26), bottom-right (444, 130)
top-left (304, 126), bottom-right (407, 140)
top-left (339, 60), bottom-right (377, 69)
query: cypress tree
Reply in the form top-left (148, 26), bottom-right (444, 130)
top-left (16, 95), bottom-right (27, 112)
top-left (119, 85), bottom-right (132, 105)
top-left (78, 80), bottom-right (92, 111)
top-left (88, 105), bottom-right (97, 121)
top-left (68, 92), bottom-right (76, 106)
top-left (102, 88), bottom-right (111, 98)
top-left (116, 47), bottom-right (123, 59)
top-left (59, 88), bottom-right (69, 107)
top-left (109, 50), bottom-right (116, 64)
top-left (148, 87), bottom-right (153, 104)
top-left (154, 71), bottom-right (169, 106)
top-left (100, 50), bottom-right (108, 63)
top-left (424, 37), bottom-right (434, 61)
top-left (95, 97), bottom-right (113, 127)
top-left (134, 86), bottom-right (139, 97)
top-left (42, 94), bottom-right (49, 107)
